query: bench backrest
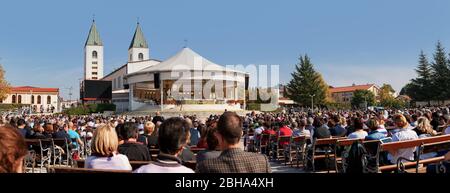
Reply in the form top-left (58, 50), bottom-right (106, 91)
top-left (381, 134), bottom-right (450, 152)
top-left (337, 138), bottom-right (363, 147)
top-left (420, 140), bottom-right (450, 154)
top-left (51, 167), bottom-right (132, 173)
top-left (314, 138), bottom-right (338, 146)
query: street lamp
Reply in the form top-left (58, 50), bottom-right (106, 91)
top-left (310, 94), bottom-right (315, 111)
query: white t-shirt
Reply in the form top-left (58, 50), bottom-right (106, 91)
top-left (85, 154), bottom-right (132, 170)
top-left (348, 130), bottom-right (368, 139)
top-left (254, 126), bottom-right (265, 135)
top-left (388, 128), bottom-right (419, 164)
top-left (133, 163), bottom-right (194, 173)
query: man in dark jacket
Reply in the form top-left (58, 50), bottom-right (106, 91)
top-left (329, 115), bottom-right (347, 137)
top-left (118, 122), bottom-right (151, 161)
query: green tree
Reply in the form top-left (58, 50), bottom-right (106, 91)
top-left (351, 90), bottom-right (376, 108)
top-left (379, 84), bottom-right (395, 101)
top-left (430, 41), bottom-right (450, 102)
top-left (286, 55), bottom-right (329, 107)
top-left (410, 51), bottom-right (433, 103)
top-left (0, 64), bottom-right (10, 101)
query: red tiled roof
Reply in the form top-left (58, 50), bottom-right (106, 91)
top-left (11, 86), bottom-right (59, 93)
top-left (329, 84), bottom-right (375, 93)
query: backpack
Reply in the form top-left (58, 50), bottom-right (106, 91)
top-left (345, 141), bottom-right (368, 173)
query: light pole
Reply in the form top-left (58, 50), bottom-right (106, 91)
top-left (310, 94), bottom-right (315, 111)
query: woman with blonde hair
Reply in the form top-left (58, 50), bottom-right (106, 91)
top-left (413, 117), bottom-right (437, 138)
top-left (388, 114), bottom-right (418, 164)
top-left (85, 124), bottom-right (131, 170)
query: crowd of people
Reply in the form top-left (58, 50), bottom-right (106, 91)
top-left (1, 105), bottom-right (450, 173)
top-left (0, 111), bottom-right (270, 173)
top-left (245, 106), bottom-right (450, 169)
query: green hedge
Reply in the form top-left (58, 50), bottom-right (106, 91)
top-left (63, 104), bottom-right (116, 115)
top-left (0, 104), bottom-right (29, 111)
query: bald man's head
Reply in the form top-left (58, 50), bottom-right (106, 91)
top-left (217, 112), bottom-right (243, 145)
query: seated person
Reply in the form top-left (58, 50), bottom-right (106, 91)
top-left (365, 118), bottom-right (387, 140)
top-left (144, 121), bottom-right (158, 149)
top-left (85, 125), bottom-right (132, 170)
top-left (196, 128), bottom-right (221, 162)
top-left (118, 122), bottom-right (151, 161)
top-left (292, 119), bottom-right (311, 137)
top-left (134, 117), bottom-right (194, 173)
top-left (413, 117), bottom-right (437, 138)
top-left (312, 117), bottom-right (331, 139)
top-left (196, 112), bottom-right (271, 173)
top-left (348, 118), bottom-right (368, 139)
top-left (387, 114), bottom-right (418, 164)
top-left (329, 115), bottom-right (347, 137)
top-left (0, 126), bottom-right (28, 173)
top-left (178, 130), bottom-right (196, 162)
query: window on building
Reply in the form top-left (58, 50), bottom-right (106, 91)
top-left (47, 96), bottom-right (51, 104)
top-left (138, 53), bottom-right (144, 61)
top-left (31, 95), bottom-right (34, 104)
top-left (92, 72), bottom-right (98, 75)
top-left (130, 54), bottom-right (132, 61)
top-left (92, 61), bottom-right (98, 65)
top-left (92, 77), bottom-right (98, 80)
top-left (92, 66), bottom-right (98, 69)
top-left (113, 79), bottom-right (116, 89)
top-left (92, 51), bottom-right (98, 59)
top-left (12, 95), bottom-right (16, 103)
top-left (37, 95), bottom-right (41, 104)
top-left (18, 95), bottom-right (22, 104)
top-left (118, 76), bottom-right (122, 88)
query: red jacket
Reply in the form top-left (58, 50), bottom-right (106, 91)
top-left (277, 126), bottom-right (293, 146)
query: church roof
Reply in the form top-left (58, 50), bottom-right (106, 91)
top-left (85, 21), bottom-right (103, 46)
top-left (136, 47), bottom-right (245, 74)
top-left (129, 23), bottom-right (148, 49)
top-left (329, 84), bottom-right (376, 93)
top-left (11, 86), bottom-right (59, 93)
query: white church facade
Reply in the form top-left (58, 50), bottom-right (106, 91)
top-left (84, 20), bottom-right (248, 113)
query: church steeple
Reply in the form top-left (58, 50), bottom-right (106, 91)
top-left (128, 22), bottom-right (150, 62)
top-left (85, 20), bottom-right (103, 46)
top-left (129, 22), bottom-right (148, 49)
top-left (84, 19), bottom-right (104, 80)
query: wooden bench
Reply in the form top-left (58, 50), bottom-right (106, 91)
top-left (379, 135), bottom-right (450, 173)
top-left (307, 137), bottom-right (339, 173)
top-left (334, 138), bottom-right (364, 173)
top-left (290, 135), bottom-right (308, 168)
top-left (50, 167), bottom-right (131, 173)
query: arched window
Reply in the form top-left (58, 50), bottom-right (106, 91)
top-left (92, 51), bottom-right (98, 59)
top-left (129, 54), bottom-right (133, 61)
top-left (47, 96), bottom-right (51, 104)
top-left (31, 95), bottom-right (34, 104)
top-left (12, 95), bottom-right (16, 103)
top-left (138, 53), bottom-right (144, 61)
top-left (18, 95), bottom-right (22, 104)
top-left (37, 95), bottom-right (41, 104)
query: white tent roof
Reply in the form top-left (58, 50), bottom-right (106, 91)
top-left (136, 47), bottom-right (246, 74)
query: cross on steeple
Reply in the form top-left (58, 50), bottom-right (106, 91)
top-left (184, 39), bottom-right (188, 48)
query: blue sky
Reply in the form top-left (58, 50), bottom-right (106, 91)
top-left (1, 0), bottom-right (450, 99)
